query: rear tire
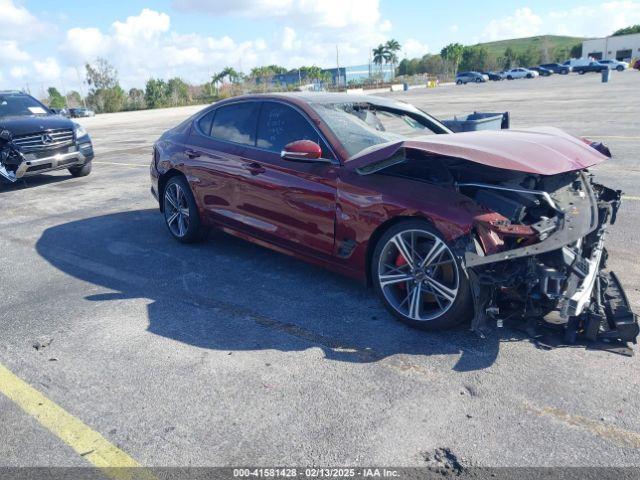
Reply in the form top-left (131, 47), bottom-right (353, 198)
top-left (371, 219), bottom-right (473, 331)
top-left (68, 161), bottom-right (92, 177)
top-left (163, 175), bottom-right (207, 243)
top-left (507, 75), bottom-right (513, 80)
top-left (456, 80), bottom-right (463, 85)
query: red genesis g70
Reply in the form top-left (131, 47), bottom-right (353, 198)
top-left (151, 93), bottom-right (637, 345)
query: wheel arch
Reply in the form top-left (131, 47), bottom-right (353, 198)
top-left (158, 168), bottom-right (186, 212)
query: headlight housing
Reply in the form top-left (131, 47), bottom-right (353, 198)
top-left (74, 123), bottom-right (87, 139)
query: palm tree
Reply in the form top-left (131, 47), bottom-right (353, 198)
top-left (385, 39), bottom-right (401, 78)
top-left (372, 44), bottom-right (390, 80)
top-left (440, 43), bottom-right (465, 76)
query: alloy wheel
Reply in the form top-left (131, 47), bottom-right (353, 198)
top-left (377, 229), bottom-right (459, 322)
top-left (164, 182), bottom-right (190, 238)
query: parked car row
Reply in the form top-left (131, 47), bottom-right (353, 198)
top-left (456, 57), bottom-right (631, 85)
top-left (49, 107), bottom-right (96, 118)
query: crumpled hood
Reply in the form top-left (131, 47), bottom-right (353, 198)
top-left (345, 127), bottom-right (608, 175)
top-left (0, 115), bottom-right (75, 137)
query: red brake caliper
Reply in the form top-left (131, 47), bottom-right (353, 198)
top-left (396, 253), bottom-right (408, 291)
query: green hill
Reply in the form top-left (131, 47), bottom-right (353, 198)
top-left (473, 35), bottom-right (586, 58)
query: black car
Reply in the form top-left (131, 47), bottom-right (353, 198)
top-left (539, 63), bottom-right (571, 74)
top-left (573, 62), bottom-right (608, 74)
top-left (482, 71), bottom-right (504, 81)
top-left (528, 66), bottom-right (553, 76)
top-left (0, 91), bottom-right (94, 183)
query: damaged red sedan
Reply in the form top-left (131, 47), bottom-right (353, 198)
top-left (151, 93), bottom-right (638, 348)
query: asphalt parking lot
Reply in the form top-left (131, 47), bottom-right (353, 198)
top-left (1, 70), bottom-right (640, 472)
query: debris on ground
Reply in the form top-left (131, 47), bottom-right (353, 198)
top-left (422, 447), bottom-right (464, 475)
top-left (32, 338), bottom-right (53, 351)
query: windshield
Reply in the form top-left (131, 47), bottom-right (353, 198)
top-left (311, 102), bottom-right (448, 158)
top-left (0, 94), bottom-right (49, 117)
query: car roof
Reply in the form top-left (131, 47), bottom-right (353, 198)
top-left (221, 92), bottom-right (418, 111)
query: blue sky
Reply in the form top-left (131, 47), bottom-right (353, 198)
top-left (1, 0), bottom-right (638, 94)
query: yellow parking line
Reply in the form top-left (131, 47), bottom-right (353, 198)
top-left (624, 195), bottom-right (640, 201)
top-left (0, 362), bottom-right (155, 480)
top-left (94, 161), bottom-right (148, 167)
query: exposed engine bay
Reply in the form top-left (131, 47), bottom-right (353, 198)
top-left (379, 148), bottom-right (639, 353)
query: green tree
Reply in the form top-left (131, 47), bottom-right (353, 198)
top-left (167, 78), bottom-right (190, 106)
top-left (372, 44), bottom-right (389, 67)
top-left (421, 54), bottom-right (447, 76)
top-left (459, 46), bottom-right (491, 72)
top-left (503, 47), bottom-right (517, 69)
top-left (517, 46), bottom-right (541, 67)
top-left (85, 58), bottom-right (125, 113)
top-left (66, 90), bottom-right (83, 108)
top-left (127, 88), bottom-right (145, 110)
top-left (612, 24), bottom-right (640, 36)
top-left (47, 87), bottom-right (66, 109)
top-left (144, 79), bottom-right (170, 109)
top-left (440, 43), bottom-right (464, 74)
top-left (385, 38), bottom-right (401, 76)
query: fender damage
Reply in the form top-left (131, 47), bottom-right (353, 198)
top-left (351, 129), bottom-right (638, 352)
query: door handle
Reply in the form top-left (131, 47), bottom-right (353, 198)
top-left (246, 162), bottom-right (265, 175)
top-left (185, 149), bottom-right (201, 159)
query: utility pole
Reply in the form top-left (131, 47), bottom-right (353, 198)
top-left (336, 45), bottom-right (340, 87)
top-left (75, 67), bottom-right (87, 107)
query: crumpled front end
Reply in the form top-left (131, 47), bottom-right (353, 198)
top-left (462, 171), bottom-right (638, 350)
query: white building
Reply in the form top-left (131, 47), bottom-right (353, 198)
top-left (581, 33), bottom-right (640, 61)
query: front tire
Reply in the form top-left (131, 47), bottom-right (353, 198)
top-left (163, 175), bottom-right (206, 243)
top-left (68, 161), bottom-right (92, 177)
top-left (616, 65), bottom-right (624, 71)
top-left (371, 220), bottom-right (472, 330)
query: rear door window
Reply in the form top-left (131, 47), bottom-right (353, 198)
top-left (210, 102), bottom-right (259, 145)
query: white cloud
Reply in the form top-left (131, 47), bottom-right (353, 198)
top-left (482, 7), bottom-right (543, 41)
top-left (33, 57), bottom-right (61, 81)
top-left (281, 27), bottom-right (297, 50)
top-left (449, 25), bottom-right (459, 33)
top-left (547, 1), bottom-right (640, 37)
top-left (482, 2), bottom-right (640, 41)
top-left (173, 0), bottom-right (382, 28)
top-left (112, 8), bottom-right (171, 45)
top-left (10, 66), bottom-right (29, 79)
top-left (0, 0), bottom-right (46, 40)
top-left (0, 40), bottom-right (30, 61)
top-left (403, 39), bottom-right (429, 58)
top-left (62, 27), bottom-right (110, 63)
top-left (51, 5), bottom-right (391, 88)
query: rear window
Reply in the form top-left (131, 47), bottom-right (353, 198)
top-left (210, 102), bottom-right (259, 145)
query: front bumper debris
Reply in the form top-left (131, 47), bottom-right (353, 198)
top-left (463, 173), bottom-right (638, 353)
top-left (1, 144), bottom-right (93, 183)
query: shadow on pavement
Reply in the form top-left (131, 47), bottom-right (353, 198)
top-left (36, 209), bottom-right (529, 372)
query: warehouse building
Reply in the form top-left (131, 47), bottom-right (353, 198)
top-left (269, 63), bottom-right (395, 88)
top-left (581, 32), bottom-right (640, 61)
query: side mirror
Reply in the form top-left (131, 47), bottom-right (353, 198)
top-left (281, 140), bottom-right (323, 161)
